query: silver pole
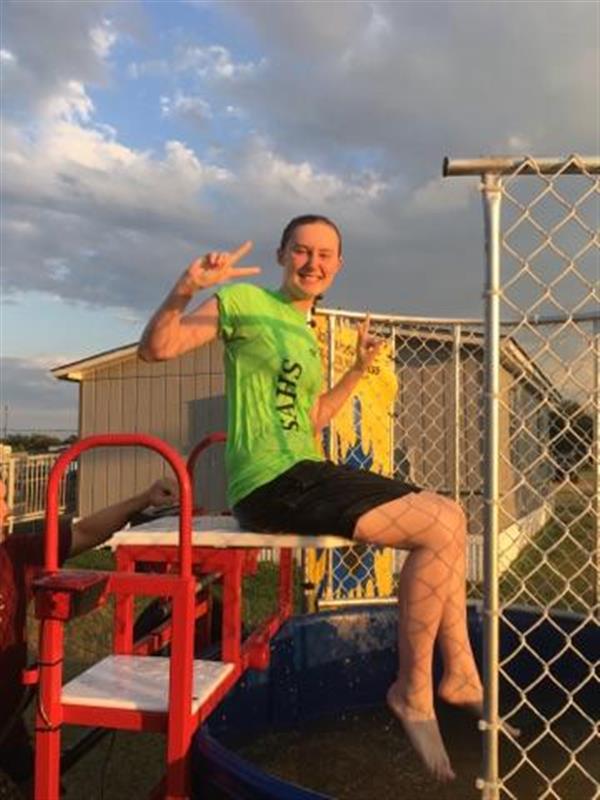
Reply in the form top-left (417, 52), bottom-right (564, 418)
top-left (317, 307), bottom-right (599, 327)
top-left (327, 315), bottom-right (336, 461)
top-left (594, 317), bottom-right (600, 620)
top-left (443, 154), bottom-right (600, 176)
top-left (390, 323), bottom-right (397, 479)
top-left (324, 314), bottom-right (337, 603)
top-left (453, 324), bottom-right (462, 503)
top-left (479, 172), bottom-right (503, 800)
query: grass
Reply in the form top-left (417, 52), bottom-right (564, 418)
top-left (499, 475), bottom-right (597, 614)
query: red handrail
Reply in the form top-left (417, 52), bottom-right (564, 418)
top-left (44, 434), bottom-right (193, 576)
top-left (186, 432), bottom-right (227, 512)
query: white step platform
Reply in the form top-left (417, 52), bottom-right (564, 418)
top-left (106, 514), bottom-right (353, 550)
top-left (61, 655), bottom-right (234, 713)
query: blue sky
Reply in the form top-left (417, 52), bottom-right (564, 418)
top-left (1, 0), bottom-right (598, 432)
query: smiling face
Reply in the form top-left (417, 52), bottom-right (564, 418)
top-left (277, 221), bottom-right (344, 309)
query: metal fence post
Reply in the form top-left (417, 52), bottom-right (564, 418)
top-left (446, 153), bottom-right (599, 799)
top-left (389, 323), bottom-right (396, 480)
top-left (324, 314), bottom-right (337, 603)
top-left (480, 171), bottom-right (503, 800)
top-left (453, 323), bottom-right (462, 503)
top-left (326, 314), bottom-right (337, 461)
top-left (595, 316), bottom-right (600, 619)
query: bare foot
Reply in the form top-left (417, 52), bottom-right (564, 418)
top-left (386, 683), bottom-right (456, 782)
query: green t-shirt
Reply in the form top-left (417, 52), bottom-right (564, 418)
top-left (216, 283), bottom-right (323, 506)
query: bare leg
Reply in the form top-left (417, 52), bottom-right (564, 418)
top-left (436, 515), bottom-right (483, 709)
top-left (387, 546), bottom-right (457, 782)
top-left (354, 491), bottom-right (469, 781)
top-left (439, 568), bottom-right (520, 737)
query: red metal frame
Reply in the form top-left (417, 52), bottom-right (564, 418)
top-left (31, 431), bottom-right (299, 800)
top-left (186, 432), bottom-right (227, 514)
top-left (185, 432), bottom-right (295, 633)
top-left (32, 434), bottom-right (198, 800)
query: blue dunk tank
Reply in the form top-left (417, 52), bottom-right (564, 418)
top-left (193, 605), bottom-right (600, 799)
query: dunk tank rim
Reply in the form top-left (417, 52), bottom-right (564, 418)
top-left (192, 604), bottom-right (600, 800)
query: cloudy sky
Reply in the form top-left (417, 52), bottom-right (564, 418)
top-left (1, 0), bottom-right (598, 432)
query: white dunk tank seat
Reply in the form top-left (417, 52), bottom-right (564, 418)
top-left (62, 655), bottom-right (234, 713)
top-left (105, 513), bottom-right (353, 550)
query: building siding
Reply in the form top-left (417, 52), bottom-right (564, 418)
top-left (78, 341), bottom-right (225, 516)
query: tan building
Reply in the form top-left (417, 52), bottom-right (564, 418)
top-left (53, 338), bottom-right (229, 517)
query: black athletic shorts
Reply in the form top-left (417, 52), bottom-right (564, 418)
top-left (233, 460), bottom-right (422, 539)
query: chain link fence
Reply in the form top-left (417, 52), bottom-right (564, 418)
top-left (446, 154), bottom-right (599, 800)
top-left (307, 154), bottom-right (598, 798)
top-left (309, 309), bottom-right (559, 607)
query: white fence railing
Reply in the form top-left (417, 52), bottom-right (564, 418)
top-left (0, 452), bottom-right (77, 531)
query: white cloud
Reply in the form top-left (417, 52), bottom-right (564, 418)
top-left (410, 177), bottom-right (476, 215)
top-left (44, 258), bottom-right (71, 282)
top-left (90, 19), bottom-right (118, 60)
top-left (41, 80), bottom-right (95, 123)
top-left (2, 0), bottom-right (597, 347)
top-left (160, 91), bottom-right (213, 123)
top-left (2, 219), bottom-right (36, 236)
top-left (127, 59), bottom-right (169, 79)
top-left (130, 43), bottom-right (265, 84)
top-left (5, 119), bottom-right (229, 222)
top-left (1, 0), bottom-right (142, 117)
top-left (216, 1), bottom-right (598, 182)
top-left (2, 105), bottom-right (236, 307)
top-left (1, 95), bottom-right (398, 315)
top-left (1, 356), bottom-right (78, 432)
top-left (507, 135), bottom-right (533, 153)
top-left (0, 48), bottom-right (16, 64)
top-left (235, 139), bottom-right (388, 205)
top-left (174, 43), bottom-right (264, 80)
top-left (340, 2), bottom-right (394, 70)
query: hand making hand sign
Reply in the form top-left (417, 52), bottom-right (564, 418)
top-left (177, 240), bottom-right (262, 296)
top-left (139, 240), bottom-right (263, 360)
top-left (354, 313), bottom-right (384, 373)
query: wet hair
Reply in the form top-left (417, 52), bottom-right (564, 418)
top-left (279, 214), bottom-right (343, 256)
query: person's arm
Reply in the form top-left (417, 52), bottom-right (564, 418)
top-left (69, 478), bottom-right (178, 557)
top-left (138, 241), bottom-right (261, 361)
top-left (311, 315), bottom-right (384, 432)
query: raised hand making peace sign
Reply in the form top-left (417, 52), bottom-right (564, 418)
top-left (353, 313), bottom-right (384, 373)
top-left (177, 240), bottom-right (261, 295)
top-left (139, 239), bottom-right (263, 360)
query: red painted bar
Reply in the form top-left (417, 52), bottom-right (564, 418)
top-left (44, 434), bottom-right (193, 575)
top-left (34, 619), bottom-right (65, 800)
top-left (185, 432), bottom-right (227, 513)
top-left (33, 431), bottom-right (307, 799)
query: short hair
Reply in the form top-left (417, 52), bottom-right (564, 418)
top-left (279, 214), bottom-right (343, 256)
